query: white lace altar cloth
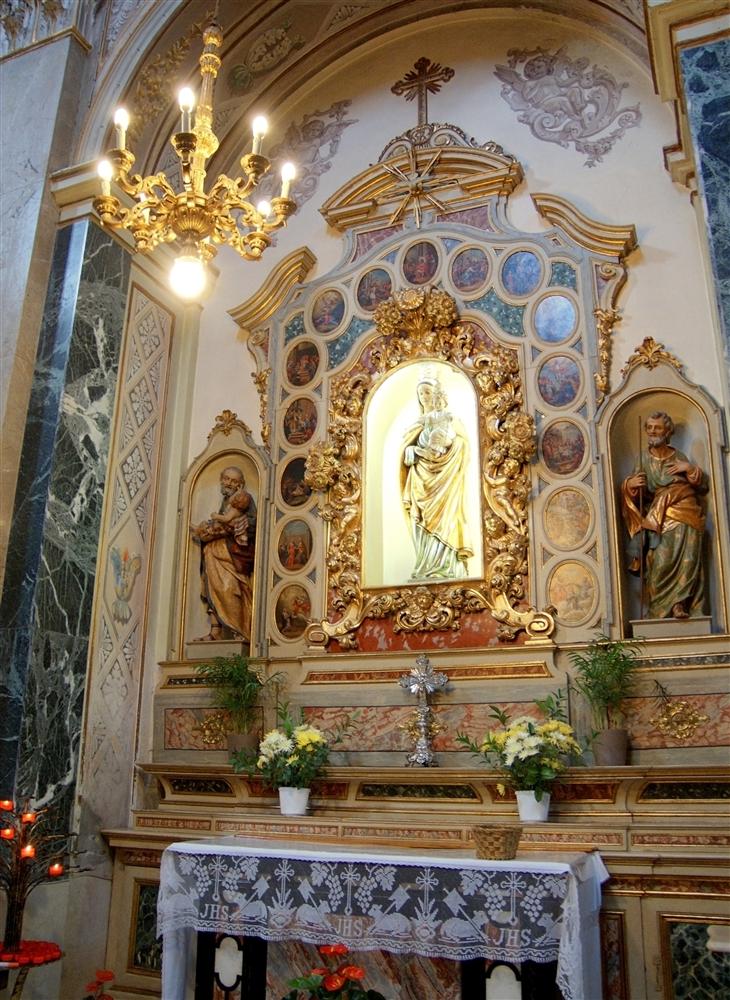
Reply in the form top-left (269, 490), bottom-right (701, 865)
top-left (157, 838), bottom-right (608, 1000)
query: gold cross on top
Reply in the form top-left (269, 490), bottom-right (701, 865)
top-left (391, 57), bottom-right (455, 126)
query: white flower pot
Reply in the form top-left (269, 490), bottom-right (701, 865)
top-left (515, 790), bottom-right (550, 822)
top-left (278, 787), bottom-right (310, 815)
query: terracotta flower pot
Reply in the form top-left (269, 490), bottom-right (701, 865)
top-left (592, 728), bottom-right (629, 765)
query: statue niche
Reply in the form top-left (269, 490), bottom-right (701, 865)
top-left (304, 287), bottom-right (554, 649)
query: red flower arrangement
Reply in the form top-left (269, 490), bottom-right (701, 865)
top-left (82, 968), bottom-right (116, 1000)
top-left (281, 945), bottom-right (385, 1000)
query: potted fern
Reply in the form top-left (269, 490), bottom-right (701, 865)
top-left (194, 654), bottom-right (283, 752)
top-left (569, 633), bottom-right (641, 765)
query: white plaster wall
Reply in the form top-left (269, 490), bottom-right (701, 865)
top-left (187, 9), bottom-right (721, 461)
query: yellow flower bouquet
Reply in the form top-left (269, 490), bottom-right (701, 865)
top-left (232, 706), bottom-right (330, 789)
top-left (457, 695), bottom-right (583, 801)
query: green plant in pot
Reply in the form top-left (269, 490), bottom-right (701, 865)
top-left (194, 654), bottom-right (284, 752)
top-left (569, 633), bottom-right (642, 765)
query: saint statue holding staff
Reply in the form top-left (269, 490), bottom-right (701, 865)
top-left (621, 411), bottom-right (708, 619)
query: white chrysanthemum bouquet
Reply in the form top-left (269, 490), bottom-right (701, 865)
top-left (457, 693), bottom-right (583, 801)
top-left (232, 705), bottom-right (331, 789)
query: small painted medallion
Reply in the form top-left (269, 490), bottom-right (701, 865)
top-left (451, 247), bottom-right (489, 293)
top-left (501, 250), bottom-right (542, 296)
top-left (544, 488), bottom-right (592, 549)
top-left (285, 340), bottom-right (320, 387)
top-left (548, 561), bottom-right (597, 625)
top-left (356, 268), bottom-right (393, 310)
top-left (311, 289), bottom-right (346, 333)
top-left (280, 457), bottom-right (312, 507)
top-left (277, 519), bottom-right (313, 572)
top-left (541, 420), bottom-right (586, 476)
top-left (283, 397), bottom-right (317, 446)
top-left (403, 242), bottom-right (439, 285)
top-left (534, 294), bottom-right (577, 343)
top-left (275, 584), bottom-right (311, 639)
top-left (537, 355), bottom-right (581, 407)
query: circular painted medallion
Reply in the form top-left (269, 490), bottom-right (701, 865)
top-left (356, 268), bottom-right (393, 311)
top-left (275, 584), bottom-right (311, 639)
top-left (280, 457), bottom-right (312, 507)
top-left (541, 421), bottom-right (586, 476)
top-left (548, 561), bottom-right (597, 625)
top-left (311, 289), bottom-right (345, 333)
top-left (277, 519), bottom-right (313, 572)
top-left (534, 294), bottom-right (577, 343)
top-left (500, 250), bottom-right (542, 296)
top-left (537, 355), bottom-right (581, 407)
top-left (283, 397), bottom-right (317, 446)
top-left (403, 242), bottom-right (439, 285)
top-left (451, 247), bottom-right (489, 293)
top-left (544, 488), bottom-right (592, 550)
top-left (285, 340), bottom-right (319, 387)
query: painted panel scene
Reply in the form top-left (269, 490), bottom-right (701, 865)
top-left (280, 457), bottom-right (312, 507)
top-left (451, 247), bottom-right (489, 293)
top-left (275, 584), bottom-right (311, 639)
top-left (544, 488), bottom-right (592, 549)
top-left (311, 289), bottom-right (346, 333)
top-left (286, 340), bottom-right (320, 386)
top-left (537, 354), bottom-right (581, 407)
top-left (501, 249), bottom-right (542, 296)
top-left (277, 519), bottom-right (313, 571)
top-left (403, 242), bottom-right (439, 285)
top-left (541, 420), bottom-right (586, 476)
top-left (357, 268), bottom-right (393, 310)
top-left (283, 397), bottom-right (317, 445)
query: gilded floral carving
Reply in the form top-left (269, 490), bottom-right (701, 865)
top-left (304, 288), bottom-right (554, 648)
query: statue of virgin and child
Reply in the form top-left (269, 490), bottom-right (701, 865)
top-left (401, 373), bottom-right (473, 581)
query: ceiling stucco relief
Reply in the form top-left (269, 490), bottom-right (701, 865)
top-left (495, 47), bottom-right (642, 167)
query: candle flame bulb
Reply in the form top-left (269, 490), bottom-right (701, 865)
top-left (21, 844), bottom-right (35, 859)
top-left (0, 800), bottom-right (13, 811)
top-left (280, 161), bottom-right (296, 200)
top-left (1, 827), bottom-right (14, 839)
top-left (257, 199), bottom-right (271, 219)
top-left (48, 862), bottom-right (64, 877)
top-left (251, 115), bottom-right (268, 155)
top-left (21, 811), bottom-right (36, 823)
top-left (113, 107), bottom-right (129, 149)
top-left (178, 87), bottom-right (195, 132)
top-left (97, 159), bottom-right (113, 197)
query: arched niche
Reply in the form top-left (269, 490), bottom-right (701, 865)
top-left (598, 343), bottom-right (729, 636)
top-left (173, 413), bottom-right (273, 659)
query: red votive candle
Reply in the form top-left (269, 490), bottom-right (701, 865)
top-left (0, 799), bottom-right (13, 811)
top-left (48, 862), bottom-right (64, 877)
top-left (20, 844), bottom-right (35, 859)
top-left (21, 811), bottom-right (37, 824)
top-left (0, 827), bottom-right (14, 839)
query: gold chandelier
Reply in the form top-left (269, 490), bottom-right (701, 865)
top-left (93, 19), bottom-right (297, 299)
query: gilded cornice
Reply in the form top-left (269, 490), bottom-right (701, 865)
top-left (532, 193), bottom-right (638, 261)
top-left (228, 246), bottom-right (316, 331)
top-left (320, 147), bottom-right (523, 231)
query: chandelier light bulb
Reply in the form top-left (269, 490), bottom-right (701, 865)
top-left (178, 87), bottom-right (195, 132)
top-left (97, 159), bottom-right (113, 196)
top-left (113, 107), bottom-right (129, 149)
top-left (280, 161), bottom-right (296, 199)
top-left (257, 199), bottom-right (271, 219)
top-left (169, 253), bottom-right (206, 300)
top-left (251, 115), bottom-right (268, 155)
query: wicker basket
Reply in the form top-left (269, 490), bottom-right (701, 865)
top-left (471, 824), bottom-right (522, 860)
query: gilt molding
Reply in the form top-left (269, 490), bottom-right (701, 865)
top-left (228, 246), bottom-right (316, 331)
top-left (532, 193), bottom-right (638, 260)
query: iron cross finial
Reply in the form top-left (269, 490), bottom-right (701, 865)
top-left (391, 57), bottom-right (455, 126)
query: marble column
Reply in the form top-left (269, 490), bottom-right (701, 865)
top-left (679, 38), bottom-right (730, 390)
top-left (0, 221), bottom-right (130, 832)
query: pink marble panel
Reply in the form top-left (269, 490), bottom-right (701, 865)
top-left (304, 702), bottom-right (542, 753)
top-left (625, 693), bottom-right (730, 748)
top-left (164, 707), bottom-right (226, 750)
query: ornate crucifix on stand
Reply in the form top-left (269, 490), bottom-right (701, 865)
top-left (399, 654), bottom-right (449, 767)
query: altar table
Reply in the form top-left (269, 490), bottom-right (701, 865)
top-left (157, 837), bottom-right (608, 1000)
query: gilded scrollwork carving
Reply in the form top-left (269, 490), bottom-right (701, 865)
top-left (620, 336), bottom-right (683, 378)
top-left (251, 367), bottom-right (271, 447)
top-left (593, 307), bottom-right (620, 405)
top-left (304, 287), bottom-right (554, 648)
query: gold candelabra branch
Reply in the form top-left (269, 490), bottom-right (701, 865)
top-left (93, 18), bottom-right (297, 299)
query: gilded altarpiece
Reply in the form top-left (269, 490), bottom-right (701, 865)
top-left (236, 144), bottom-right (637, 653)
